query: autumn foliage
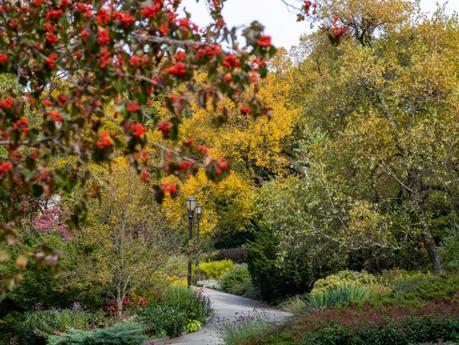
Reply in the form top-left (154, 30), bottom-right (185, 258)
top-left (0, 0), bottom-right (276, 293)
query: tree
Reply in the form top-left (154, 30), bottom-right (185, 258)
top-left (0, 0), bottom-right (276, 293)
top-left (66, 160), bottom-right (175, 317)
top-left (161, 50), bottom-right (300, 246)
top-left (286, 1), bottom-right (459, 273)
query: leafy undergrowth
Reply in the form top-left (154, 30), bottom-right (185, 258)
top-left (224, 273), bottom-right (459, 345)
top-left (196, 262), bottom-right (260, 300)
top-left (0, 286), bottom-right (209, 345)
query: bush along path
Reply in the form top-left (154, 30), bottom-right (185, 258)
top-left (152, 288), bottom-right (292, 345)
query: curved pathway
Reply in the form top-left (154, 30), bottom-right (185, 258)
top-left (154, 288), bottom-right (292, 345)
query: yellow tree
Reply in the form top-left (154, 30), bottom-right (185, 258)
top-left (287, 1), bottom-right (459, 273)
top-left (65, 159), bottom-right (174, 316)
top-left (162, 50), bottom-right (301, 244)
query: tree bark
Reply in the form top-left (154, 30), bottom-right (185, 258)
top-left (116, 286), bottom-right (124, 318)
top-left (412, 188), bottom-right (444, 274)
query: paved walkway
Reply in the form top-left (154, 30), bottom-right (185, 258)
top-left (154, 288), bottom-right (292, 345)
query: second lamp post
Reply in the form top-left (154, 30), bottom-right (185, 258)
top-left (195, 204), bottom-right (202, 266)
top-left (186, 197), bottom-right (203, 288)
top-left (186, 197), bottom-right (196, 288)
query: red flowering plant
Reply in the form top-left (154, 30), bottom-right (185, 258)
top-left (0, 0), bottom-right (276, 294)
top-left (33, 206), bottom-right (71, 241)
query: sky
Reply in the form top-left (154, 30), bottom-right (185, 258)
top-left (181, 0), bottom-right (459, 49)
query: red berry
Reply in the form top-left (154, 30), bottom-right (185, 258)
top-left (97, 131), bottom-right (113, 149)
top-left (98, 29), bottom-right (110, 46)
top-left (130, 123), bottom-right (147, 137)
top-left (165, 62), bottom-right (187, 76)
top-left (127, 101), bottom-right (140, 112)
top-left (197, 145), bottom-right (209, 155)
top-left (257, 35), bottom-right (272, 48)
top-left (158, 121), bottom-right (172, 136)
top-left (240, 104), bottom-right (252, 115)
top-left (161, 182), bottom-right (177, 194)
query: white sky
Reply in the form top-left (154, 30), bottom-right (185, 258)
top-left (181, 0), bottom-right (459, 49)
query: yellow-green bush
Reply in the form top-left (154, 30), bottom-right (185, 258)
top-left (312, 270), bottom-right (390, 295)
top-left (196, 260), bottom-right (234, 279)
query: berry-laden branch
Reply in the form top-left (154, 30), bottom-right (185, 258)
top-left (0, 0), bottom-right (276, 293)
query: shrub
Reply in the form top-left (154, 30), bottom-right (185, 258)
top-left (137, 285), bottom-right (209, 337)
top-left (137, 304), bottom-right (187, 337)
top-left (300, 316), bottom-right (459, 345)
top-left (307, 284), bottom-right (370, 310)
top-left (378, 269), bottom-right (434, 293)
top-left (197, 260), bottom-right (234, 279)
top-left (313, 270), bottom-right (389, 295)
top-left (293, 300), bottom-right (459, 334)
top-left (0, 312), bottom-right (24, 344)
top-left (224, 321), bottom-right (275, 345)
top-left (196, 279), bottom-right (223, 290)
top-left (246, 228), bottom-right (315, 303)
top-left (19, 309), bottom-right (101, 345)
top-left (47, 322), bottom-right (147, 345)
top-left (362, 273), bottom-right (459, 309)
top-left (279, 296), bottom-right (308, 314)
top-left (222, 264), bottom-right (252, 295)
top-left (162, 285), bottom-right (208, 322)
top-left (0, 232), bottom-right (104, 313)
top-left (440, 224), bottom-right (459, 271)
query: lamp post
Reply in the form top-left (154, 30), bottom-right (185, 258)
top-left (195, 205), bottom-right (202, 266)
top-left (186, 197), bottom-right (196, 288)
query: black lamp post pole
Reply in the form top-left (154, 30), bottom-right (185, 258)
top-left (195, 206), bottom-right (202, 267)
top-left (187, 208), bottom-right (193, 289)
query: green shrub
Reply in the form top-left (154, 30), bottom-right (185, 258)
top-left (47, 321), bottom-right (147, 345)
top-left (20, 309), bottom-right (101, 345)
top-left (138, 285), bottom-right (208, 337)
top-left (222, 264), bottom-right (259, 299)
top-left (197, 260), bottom-right (234, 279)
top-left (440, 224), bottom-right (459, 271)
top-left (137, 304), bottom-right (187, 337)
top-left (362, 273), bottom-right (459, 309)
top-left (300, 317), bottom-right (459, 345)
top-left (196, 279), bottom-right (223, 290)
top-left (379, 269), bottom-right (434, 293)
top-left (0, 312), bottom-right (24, 344)
top-left (246, 228), bottom-right (315, 302)
top-left (162, 285), bottom-right (208, 321)
top-left (224, 321), bottom-right (274, 345)
top-left (222, 264), bottom-right (252, 295)
top-left (307, 284), bottom-right (369, 310)
top-left (279, 296), bottom-right (308, 314)
top-left (0, 232), bottom-right (104, 313)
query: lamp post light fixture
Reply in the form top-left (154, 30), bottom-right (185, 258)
top-left (195, 205), bottom-right (203, 266)
top-left (186, 197), bottom-right (196, 288)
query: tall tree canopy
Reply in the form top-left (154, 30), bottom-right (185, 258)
top-left (262, 1), bottom-right (459, 274)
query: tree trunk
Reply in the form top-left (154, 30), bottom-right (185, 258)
top-left (418, 209), bottom-right (444, 274)
top-left (412, 188), bottom-right (444, 274)
top-left (116, 287), bottom-right (124, 318)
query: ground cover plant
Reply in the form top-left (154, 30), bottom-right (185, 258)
top-left (47, 322), bottom-right (147, 345)
top-left (225, 272), bottom-right (459, 345)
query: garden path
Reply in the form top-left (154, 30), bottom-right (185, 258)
top-left (152, 287), bottom-right (291, 345)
